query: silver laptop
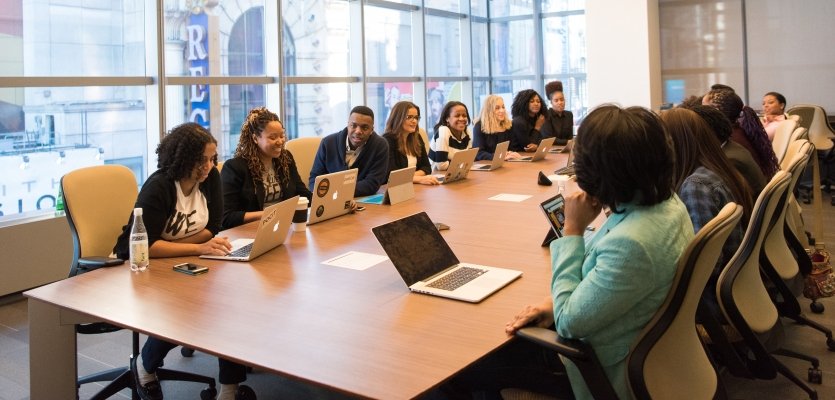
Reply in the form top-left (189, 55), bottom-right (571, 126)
top-left (385, 166), bottom-right (416, 205)
top-left (554, 141), bottom-right (575, 176)
top-left (507, 137), bottom-right (556, 162)
top-left (432, 147), bottom-right (478, 184)
top-left (471, 141), bottom-right (509, 171)
top-left (308, 169), bottom-right (359, 225)
top-left (372, 211), bottom-right (522, 303)
top-left (549, 139), bottom-right (574, 154)
top-left (200, 196), bottom-right (297, 262)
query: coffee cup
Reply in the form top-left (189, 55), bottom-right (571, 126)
top-left (293, 197), bottom-right (309, 232)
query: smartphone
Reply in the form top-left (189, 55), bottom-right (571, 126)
top-left (540, 193), bottom-right (566, 238)
top-left (172, 263), bottom-right (209, 275)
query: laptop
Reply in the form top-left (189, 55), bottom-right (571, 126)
top-left (549, 139), bottom-right (574, 154)
top-left (554, 142), bottom-right (575, 176)
top-left (356, 166), bottom-right (416, 205)
top-left (308, 169), bottom-right (359, 225)
top-left (432, 147), bottom-right (478, 184)
top-left (372, 211), bottom-right (522, 303)
top-left (471, 141), bottom-right (509, 171)
top-left (506, 137), bottom-right (556, 162)
top-left (200, 196), bottom-right (298, 261)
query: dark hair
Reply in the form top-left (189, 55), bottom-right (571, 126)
top-left (573, 105), bottom-right (674, 212)
top-left (432, 101), bottom-right (470, 138)
top-left (678, 95), bottom-right (703, 109)
top-left (681, 104), bottom-right (733, 143)
top-left (510, 89), bottom-right (546, 120)
top-left (545, 81), bottom-right (564, 100)
top-left (235, 107), bottom-right (293, 187)
top-left (350, 105), bottom-right (375, 121)
top-left (764, 91), bottom-right (787, 107)
top-left (710, 83), bottom-right (735, 92)
top-left (157, 122), bottom-right (217, 181)
top-left (661, 108), bottom-right (752, 222)
top-left (384, 101), bottom-right (422, 157)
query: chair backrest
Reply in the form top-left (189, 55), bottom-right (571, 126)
top-left (771, 119), bottom-right (797, 165)
top-left (418, 127), bottom-right (430, 153)
top-left (61, 165), bottom-right (138, 277)
top-left (787, 104), bottom-right (834, 151)
top-left (285, 136), bottom-right (323, 185)
top-left (628, 203), bottom-right (742, 400)
top-left (790, 126), bottom-right (808, 142)
top-left (716, 171), bottom-right (791, 378)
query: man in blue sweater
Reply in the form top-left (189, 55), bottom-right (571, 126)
top-left (309, 106), bottom-right (389, 197)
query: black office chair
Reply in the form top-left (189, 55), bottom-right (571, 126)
top-left (62, 165), bottom-right (217, 399)
top-left (516, 202), bottom-right (743, 399)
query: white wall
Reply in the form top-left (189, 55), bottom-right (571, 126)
top-left (586, 0), bottom-right (662, 109)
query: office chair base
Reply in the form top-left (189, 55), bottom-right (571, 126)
top-left (810, 301), bottom-right (825, 314)
top-left (773, 356), bottom-right (818, 399)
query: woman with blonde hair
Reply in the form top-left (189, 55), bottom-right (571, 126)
top-left (382, 101), bottom-right (439, 185)
top-left (221, 107), bottom-right (311, 229)
top-left (473, 95), bottom-right (520, 160)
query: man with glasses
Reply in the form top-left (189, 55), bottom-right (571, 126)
top-left (308, 106), bottom-right (389, 197)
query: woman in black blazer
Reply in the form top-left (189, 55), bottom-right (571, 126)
top-left (221, 107), bottom-right (312, 229)
top-left (382, 101), bottom-right (439, 185)
top-left (540, 81), bottom-right (574, 146)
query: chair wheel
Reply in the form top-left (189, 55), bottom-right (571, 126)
top-left (811, 301), bottom-right (825, 314)
top-left (200, 387), bottom-right (218, 400)
top-left (809, 367), bottom-right (823, 384)
top-left (236, 384), bottom-right (257, 400)
top-left (827, 338), bottom-right (835, 351)
top-left (181, 347), bottom-right (195, 357)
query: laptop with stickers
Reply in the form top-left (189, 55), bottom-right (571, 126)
top-left (308, 169), bottom-right (359, 225)
top-left (200, 196), bottom-right (297, 262)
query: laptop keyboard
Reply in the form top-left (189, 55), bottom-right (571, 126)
top-left (228, 242), bottom-right (253, 258)
top-left (555, 164), bottom-right (575, 176)
top-left (427, 266), bottom-right (487, 291)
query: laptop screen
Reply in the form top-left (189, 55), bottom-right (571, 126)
top-left (372, 212), bottom-right (460, 286)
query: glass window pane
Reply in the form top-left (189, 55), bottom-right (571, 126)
top-left (492, 79), bottom-right (535, 103)
top-left (542, 0), bottom-right (586, 13)
top-left (282, 0), bottom-right (351, 77)
top-left (471, 22), bottom-right (489, 77)
top-left (425, 81), bottom-right (468, 130)
top-left (490, 0), bottom-right (533, 18)
top-left (365, 6), bottom-right (413, 77)
top-left (284, 83), bottom-right (353, 139)
top-left (367, 82), bottom-right (416, 134)
top-left (425, 0), bottom-right (463, 13)
top-left (491, 20), bottom-right (535, 76)
top-left (163, 1), bottom-right (266, 77)
top-left (10, 2), bottom-right (145, 77)
top-left (0, 86), bottom-right (147, 221)
top-left (425, 16), bottom-right (461, 77)
top-left (473, 81), bottom-right (490, 117)
top-left (471, 0), bottom-right (488, 17)
top-left (542, 15), bottom-right (586, 75)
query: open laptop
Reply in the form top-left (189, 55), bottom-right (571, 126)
top-left (200, 196), bottom-right (298, 261)
top-left (432, 147), bottom-right (478, 184)
top-left (471, 141), bottom-right (509, 171)
top-left (554, 142), bottom-right (575, 176)
top-left (549, 139), bottom-right (574, 153)
top-left (372, 211), bottom-right (522, 303)
top-left (506, 137), bottom-right (556, 162)
top-left (308, 168), bottom-right (359, 225)
top-left (356, 166), bottom-right (415, 205)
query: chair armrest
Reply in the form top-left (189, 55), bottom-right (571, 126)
top-left (78, 256), bottom-right (124, 271)
top-left (516, 327), bottom-right (590, 360)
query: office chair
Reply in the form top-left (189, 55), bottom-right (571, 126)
top-left (285, 136), bottom-right (323, 185)
top-left (772, 119), bottom-right (798, 165)
top-left (516, 202), bottom-right (743, 400)
top-left (789, 105), bottom-right (835, 206)
top-left (716, 171), bottom-right (821, 400)
top-left (62, 165), bottom-right (217, 399)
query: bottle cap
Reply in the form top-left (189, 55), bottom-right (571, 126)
top-left (134, 207), bottom-right (143, 216)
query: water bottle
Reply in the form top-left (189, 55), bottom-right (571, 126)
top-left (129, 207), bottom-right (149, 272)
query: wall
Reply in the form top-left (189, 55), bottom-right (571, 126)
top-left (0, 216), bottom-right (71, 296)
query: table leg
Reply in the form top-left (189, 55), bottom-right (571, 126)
top-left (29, 298), bottom-right (78, 399)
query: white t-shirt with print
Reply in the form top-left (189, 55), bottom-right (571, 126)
top-left (161, 181), bottom-right (209, 241)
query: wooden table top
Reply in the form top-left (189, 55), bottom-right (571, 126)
top-left (26, 152), bottom-right (575, 399)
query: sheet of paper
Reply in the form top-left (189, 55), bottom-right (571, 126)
top-left (322, 251), bottom-right (389, 270)
top-left (488, 193), bottom-right (532, 202)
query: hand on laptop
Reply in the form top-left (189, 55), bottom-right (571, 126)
top-left (199, 236), bottom-right (233, 256)
top-left (505, 151), bottom-right (521, 160)
top-left (505, 296), bottom-right (554, 336)
top-left (414, 174), bottom-right (440, 186)
top-left (523, 143), bottom-right (538, 152)
top-left (562, 191), bottom-right (602, 237)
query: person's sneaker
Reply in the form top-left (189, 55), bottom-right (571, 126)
top-left (130, 356), bottom-right (163, 400)
top-left (235, 385), bottom-right (257, 400)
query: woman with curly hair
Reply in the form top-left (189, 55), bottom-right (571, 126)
top-left (703, 87), bottom-right (779, 178)
top-left (509, 89), bottom-right (547, 152)
top-left (382, 101), bottom-right (439, 185)
top-left (472, 94), bottom-right (521, 161)
top-left (221, 107), bottom-right (312, 229)
top-left (540, 81), bottom-right (574, 146)
top-left (113, 123), bottom-right (256, 400)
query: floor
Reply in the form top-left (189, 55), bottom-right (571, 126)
top-left (2, 197), bottom-right (835, 400)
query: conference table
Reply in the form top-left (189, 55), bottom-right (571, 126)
top-left (26, 151), bottom-right (578, 399)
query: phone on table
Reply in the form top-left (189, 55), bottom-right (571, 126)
top-left (172, 263), bottom-right (209, 275)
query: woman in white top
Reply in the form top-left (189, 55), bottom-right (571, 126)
top-left (761, 91), bottom-right (789, 141)
top-left (429, 101), bottom-right (473, 171)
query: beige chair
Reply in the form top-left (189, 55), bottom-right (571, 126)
top-left (517, 203), bottom-right (743, 400)
top-left (787, 104), bottom-right (835, 151)
top-left (791, 126), bottom-right (808, 142)
top-left (418, 127), bottom-right (431, 154)
top-left (772, 119), bottom-right (798, 165)
top-left (285, 136), bottom-right (323, 185)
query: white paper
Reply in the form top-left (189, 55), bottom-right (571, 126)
top-left (488, 193), bottom-right (532, 202)
top-left (322, 251), bottom-right (389, 270)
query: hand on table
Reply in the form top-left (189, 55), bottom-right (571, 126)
top-left (505, 296), bottom-right (555, 336)
top-left (199, 236), bottom-right (232, 256)
top-left (414, 175), bottom-right (440, 185)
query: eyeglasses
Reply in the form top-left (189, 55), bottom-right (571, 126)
top-left (405, 115), bottom-right (421, 121)
top-left (349, 123), bottom-right (373, 133)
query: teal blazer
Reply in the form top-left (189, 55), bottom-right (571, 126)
top-left (549, 195), bottom-right (694, 400)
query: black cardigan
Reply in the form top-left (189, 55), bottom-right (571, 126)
top-left (540, 109), bottom-right (574, 146)
top-left (383, 132), bottom-right (432, 178)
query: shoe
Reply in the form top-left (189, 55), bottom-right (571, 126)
top-left (131, 356), bottom-right (164, 400)
top-left (235, 384), bottom-right (257, 400)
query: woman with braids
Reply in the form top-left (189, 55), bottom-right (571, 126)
top-left (703, 87), bottom-right (780, 178)
top-left (382, 101), bottom-right (439, 185)
top-left (508, 89), bottom-right (547, 152)
top-left (113, 123), bottom-right (256, 400)
top-left (221, 107), bottom-right (312, 230)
